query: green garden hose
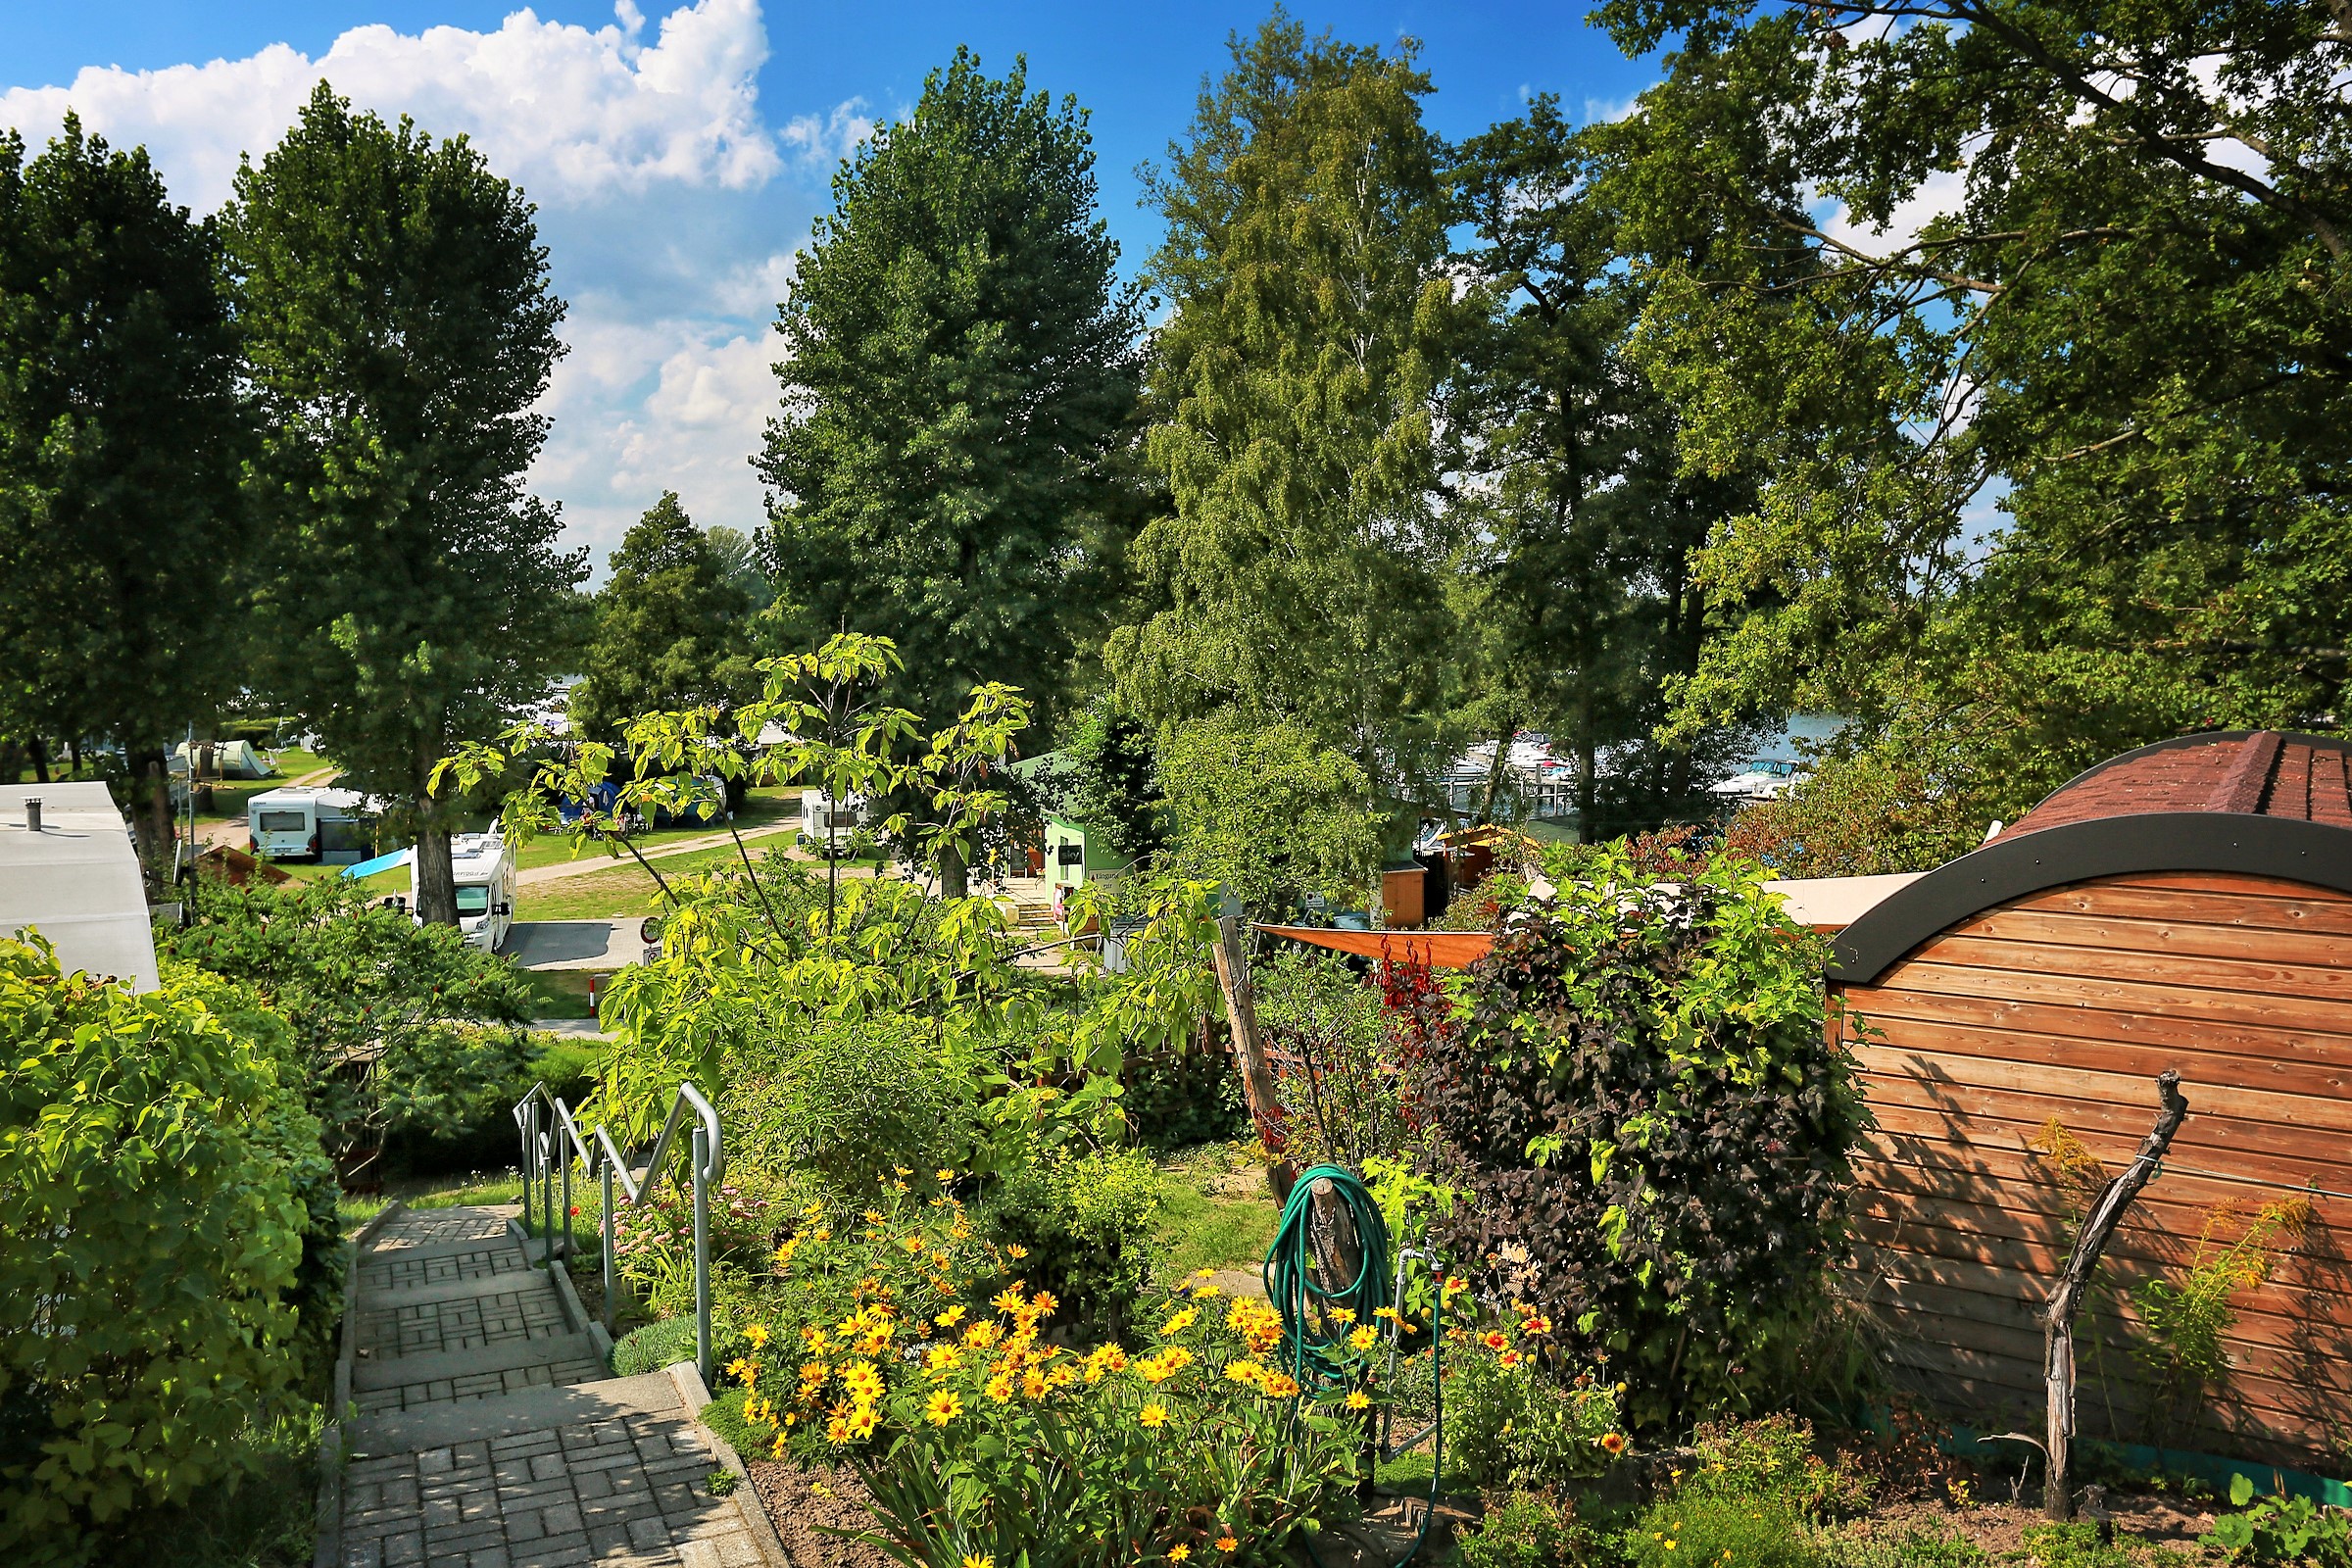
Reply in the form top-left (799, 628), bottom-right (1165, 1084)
top-left (1262, 1163), bottom-right (1444, 1568)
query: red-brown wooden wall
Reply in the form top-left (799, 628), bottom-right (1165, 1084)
top-left (1833, 870), bottom-right (2352, 1469)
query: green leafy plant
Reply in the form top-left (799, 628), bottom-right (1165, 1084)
top-left (1445, 1319), bottom-right (1626, 1492)
top-left (2208, 1477), bottom-right (2352, 1567)
top-left (1456, 1490), bottom-right (1589, 1568)
top-left (2020, 1522), bottom-right (2200, 1568)
top-left (1685, 1415), bottom-right (1876, 1521)
top-left (1411, 848), bottom-right (1866, 1432)
top-left (1623, 1493), bottom-right (1817, 1568)
top-left (778, 1276), bottom-right (1375, 1567)
top-left (2134, 1197), bottom-right (2313, 1444)
top-left (0, 940), bottom-right (334, 1559)
top-left (985, 1148), bottom-right (1166, 1340)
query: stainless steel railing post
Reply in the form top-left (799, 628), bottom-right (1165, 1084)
top-left (601, 1160), bottom-right (617, 1340)
top-left (691, 1121), bottom-right (712, 1388)
top-left (559, 1147), bottom-right (572, 1263)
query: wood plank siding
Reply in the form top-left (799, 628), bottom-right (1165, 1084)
top-left (1834, 870), bottom-right (2352, 1470)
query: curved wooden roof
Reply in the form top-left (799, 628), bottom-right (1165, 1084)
top-left (1829, 730), bottom-right (2352, 983)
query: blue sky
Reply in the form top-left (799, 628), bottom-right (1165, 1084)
top-left (2, 1), bottom-right (1663, 566)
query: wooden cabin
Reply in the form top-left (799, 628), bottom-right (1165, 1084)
top-left (1827, 730), bottom-right (2352, 1468)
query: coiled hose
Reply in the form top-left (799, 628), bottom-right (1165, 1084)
top-left (1261, 1163), bottom-right (1444, 1568)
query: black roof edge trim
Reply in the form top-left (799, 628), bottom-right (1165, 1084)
top-left (1827, 811), bottom-right (2352, 984)
top-left (2025, 729), bottom-right (2352, 817)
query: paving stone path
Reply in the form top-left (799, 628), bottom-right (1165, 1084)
top-left (336, 1203), bottom-right (777, 1568)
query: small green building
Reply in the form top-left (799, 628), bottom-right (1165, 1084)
top-left (1011, 752), bottom-right (1131, 896)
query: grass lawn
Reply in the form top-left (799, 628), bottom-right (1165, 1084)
top-left (1152, 1146), bottom-right (1283, 1285)
top-left (515, 966), bottom-right (606, 1018)
top-left (515, 836), bottom-right (858, 920)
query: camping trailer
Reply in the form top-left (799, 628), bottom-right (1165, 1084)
top-left (247, 786), bottom-right (373, 862)
top-left (414, 833), bottom-right (516, 953)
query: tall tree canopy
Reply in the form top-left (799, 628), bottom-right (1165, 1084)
top-left (227, 83), bottom-right (586, 923)
top-left (0, 119), bottom-right (248, 860)
top-left (569, 492), bottom-right (755, 742)
top-left (1449, 97), bottom-right (1759, 839)
top-left (757, 48), bottom-right (1143, 758)
top-left (1592, 0), bottom-right (2352, 820)
top-left (1108, 16), bottom-right (1464, 830)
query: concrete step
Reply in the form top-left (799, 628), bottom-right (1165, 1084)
top-left (345, 1370), bottom-right (686, 1453)
top-left (352, 1331), bottom-right (607, 1392)
top-left (355, 1267), bottom-right (564, 1310)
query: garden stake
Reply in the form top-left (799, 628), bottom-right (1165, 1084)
top-left (1213, 914), bottom-right (1297, 1200)
top-left (2042, 1070), bottom-right (2189, 1520)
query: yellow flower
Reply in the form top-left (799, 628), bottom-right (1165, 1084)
top-left (992, 1288), bottom-right (1027, 1314)
top-left (848, 1405), bottom-right (878, 1441)
top-left (902, 1235), bottom-right (924, 1254)
top-left (1348, 1327), bottom-right (1379, 1352)
top-left (1160, 1308), bottom-right (1199, 1337)
top-left (1215, 1537), bottom-right (1239, 1553)
top-left (1328, 1307), bottom-right (1356, 1325)
top-left (841, 1361), bottom-right (884, 1401)
top-left (894, 1166), bottom-right (912, 1177)
top-left (1169, 1546), bottom-right (1192, 1563)
top-left (1004, 1243), bottom-right (1029, 1258)
top-left (962, 1557), bottom-right (994, 1568)
top-left (964, 1320), bottom-right (1003, 1348)
top-left (934, 1303), bottom-right (966, 1328)
top-left (743, 1323), bottom-right (770, 1348)
top-left (1031, 1290), bottom-right (1059, 1315)
top-left (1600, 1432), bottom-right (1628, 1455)
top-left (825, 1416), bottom-right (851, 1445)
top-left (1260, 1372), bottom-right (1300, 1398)
top-left (985, 1373), bottom-right (1015, 1403)
top-left (1138, 1402), bottom-right (1168, 1429)
top-left (1022, 1372), bottom-right (1049, 1400)
top-left (924, 1390), bottom-right (962, 1426)
top-left (725, 1358), bottom-right (759, 1388)
top-left (1191, 1281), bottom-right (1222, 1298)
top-left (925, 1346), bottom-right (963, 1373)
top-left (773, 1239), bottom-right (801, 1266)
top-left (1224, 1360), bottom-right (1264, 1388)
top-left (937, 1169), bottom-right (956, 1183)
top-left (1345, 1390), bottom-right (1371, 1410)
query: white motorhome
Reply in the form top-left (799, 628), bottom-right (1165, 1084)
top-left (248, 786), bottom-right (372, 861)
top-left (797, 788), bottom-right (871, 856)
top-left (413, 833), bottom-right (516, 953)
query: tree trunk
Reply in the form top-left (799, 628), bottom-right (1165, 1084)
top-left (937, 837), bottom-right (969, 900)
top-left (126, 747), bottom-right (174, 881)
top-left (1479, 725), bottom-right (1516, 822)
top-left (27, 737), bottom-right (51, 785)
top-left (414, 812), bottom-right (458, 924)
top-left (1212, 914), bottom-right (1297, 1202)
top-left (2042, 1071), bottom-right (2190, 1519)
top-left (1576, 710), bottom-right (1598, 844)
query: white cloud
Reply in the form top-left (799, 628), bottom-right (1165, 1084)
top-left (0, 0), bottom-right (780, 209)
top-left (0, 1), bottom-right (832, 571)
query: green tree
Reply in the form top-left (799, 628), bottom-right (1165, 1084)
top-left (1108, 15), bottom-right (1466, 884)
top-left (226, 83), bottom-right (587, 922)
top-left (1589, 0), bottom-right (2352, 821)
top-left (1450, 98), bottom-right (1762, 839)
top-left (569, 492), bottom-right (756, 741)
top-left (705, 524), bottom-right (776, 612)
top-left (757, 48), bottom-right (1144, 892)
top-left (1157, 713), bottom-right (1383, 919)
top-left (1059, 698), bottom-right (1164, 863)
top-left (0, 119), bottom-right (249, 862)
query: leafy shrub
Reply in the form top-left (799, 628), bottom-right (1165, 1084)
top-left (0, 941), bottom-right (334, 1559)
top-left (1125, 1046), bottom-right (1247, 1151)
top-left (727, 1274), bottom-right (1374, 1566)
top-left (612, 1315), bottom-right (702, 1377)
top-left (1446, 1313), bottom-right (1625, 1492)
top-left (1686, 1415), bottom-right (1875, 1520)
top-left (1433, 871), bottom-right (1532, 932)
top-left (2020, 1523), bottom-right (2199, 1568)
top-left (1819, 1524), bottom-right (1984, 1568)
top-left (1157, 713), bottom-right (1384, 918)
top-left (2207, 1478), bottom-right (2352, 1567)
top-left (722, 1012), bottom-right (972, 1198)
top-left (1624, 1493), bottom-right (1817, 1568)
top-left (1456, 1490), bottom-right (1588, 1568)
top-left (984, 1148), bottom-right (1164, 1339)
top-left (1411, 849), bottom-right (1866, 1431)
top-left (1256, 947), bottom-right (1419, 1170)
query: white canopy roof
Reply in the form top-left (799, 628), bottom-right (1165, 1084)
top-left (0, 782), bottom-right (159, 992)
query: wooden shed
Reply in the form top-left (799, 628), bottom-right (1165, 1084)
top-left (1826, 730), bottom-right (2352, 1469)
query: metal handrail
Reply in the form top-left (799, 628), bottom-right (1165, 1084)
top-left (513, 1080), bottom-right (723, 1386)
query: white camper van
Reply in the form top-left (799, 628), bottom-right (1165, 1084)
top-left (248, 786), bottom-right (372, 861)
top-left (797, 788), bottom-right (871, 857)
top-left (413, 833), bottom-right (516, 953)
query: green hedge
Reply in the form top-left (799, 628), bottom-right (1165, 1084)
top-left (0, 940), bottom-right (339, 1560)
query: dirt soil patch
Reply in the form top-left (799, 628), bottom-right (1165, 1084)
top-left (746, 1459), bottom-right (897, 1568)
top-left (1840, 1494), bottom-right (2221, 1557)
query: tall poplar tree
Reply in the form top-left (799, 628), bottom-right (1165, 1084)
top-left (0, 120), bottom-right (248, 863)
top-left (569, 492), bottom-right (755, 742)
top-left (227, 84), bottom-right (586, 923)
top-left (1107, 15), bottom-right (1465, 841)
top-left (757, 49), bottom-right (1143, 891)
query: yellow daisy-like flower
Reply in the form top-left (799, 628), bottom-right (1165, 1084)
top-left (937, 1169), bottom-right (956, 1183)
top-left (1260, 1372), bottom-right (1300, 1398)
top-left (1138, 1402), bottom-right (1169, 1429)
top-left (743, 1323), bottom-right (770, 1348)
top-left (1348, 1326), bottom-right (1379, 1352)
top-left (1022, 1372), bottom-right (1049, 1400)
top-left (1345, 1390), bottom-right (1371, 1410)
top-left (1215, 1537), bottom-right (1238, 1554)
top-left (902, 1235), bottom-right (924, 1254)
top-left (841, 1361), bottom-right (884, 1401)
top-left (1005, 1244), bottom-right (1028, 1258)
top-left (985, 1374), bottom-right (1015, 1404)
top-left (1031, 1291), bottom-right (1059, 1315)
top-left (935, 1304), bottom-right (966, 1328)
top-left (964, 1321), bottom-right (1003, 1348)
top-left (962, 1557), bottom-right (994, 1568)
top-left (825, 1416), bottom-right (851, 1445)
top-left (1159, 1308), bottom-right (1199, 1337)
top-left (992, 1288), bottom-right (1027, 1314)
top-left (1224, 1360), bottom-right (1264, 1388)
top-left (1190, 1282), bottom-right (1222, 1298)
top-left (1168, 1546), bottom-right (1192, 1563)
top-left (847, 1405), bottom-right (878, 1441)
top-left (923, 1390), bottom-right (962, 1426)
top-left (1328, 1307), bottom-right (1356, 1325)
top-left (925, 1345), bottom-right (963, 1373)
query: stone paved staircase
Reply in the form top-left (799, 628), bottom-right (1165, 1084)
top-left (331, 1203), bottom-right (779, 1568)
